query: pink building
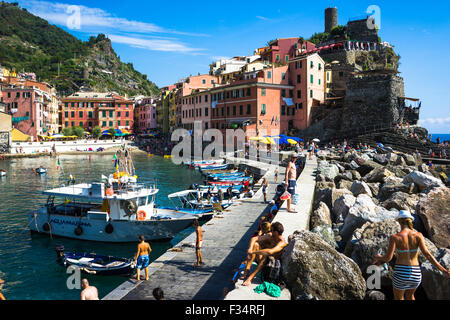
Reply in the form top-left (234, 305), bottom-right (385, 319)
top-left (1, 86), bottom-right (49, 139)
top-left (288, 53), bottom-right (326, 130)
top-left (136, 97), bottom-right (157, 133)
top-left (181, 90), bottom-right (211, 131)
top-left (258, 38), bottom-right (316, 65)
top-left (176, 74), bottom-right (218, 128)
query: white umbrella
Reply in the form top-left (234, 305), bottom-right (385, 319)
top-left (313, 138), bottom-right (320, 143)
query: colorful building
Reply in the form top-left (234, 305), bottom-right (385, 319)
top-left (288, 53), bottom-right (326, 130)
top-left (135, 97), bottom-right (158, 133)
top-left (61, 92), bottom-right (134, 133)
top-left (258, 38), bottom-right (316, 65)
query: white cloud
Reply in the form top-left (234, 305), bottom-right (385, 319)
top-left (256, 16), bottom-right (270, 21)
top-left (20, 0), bottom-right (207, 53)
top-left (107, 34), bottom-right (203, 53)
top-left (419, 117), bottom-right (450, 125)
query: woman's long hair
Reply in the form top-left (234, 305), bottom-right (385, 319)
top-left (398, 218), bottom-right (414, 230)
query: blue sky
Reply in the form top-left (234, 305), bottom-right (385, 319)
top-left (15, 0), bottom-right (450, 133)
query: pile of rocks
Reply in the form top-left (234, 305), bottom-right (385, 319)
top-left (282, 147), bottom-right (449, 300)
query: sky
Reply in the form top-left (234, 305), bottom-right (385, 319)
top-left (13, 0), bottom-right (450, 133)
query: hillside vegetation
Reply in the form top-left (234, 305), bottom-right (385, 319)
top-left (0, 2), bottom-right (159, 97)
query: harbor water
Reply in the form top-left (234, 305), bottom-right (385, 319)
top-left (0, 153), bottom-right (204, 300)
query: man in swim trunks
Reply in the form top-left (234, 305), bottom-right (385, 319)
top-left (134, 235), bottom-right (152, 281)
top-left (284, 153), bottom-right (298, 213)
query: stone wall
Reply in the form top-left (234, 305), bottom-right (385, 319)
top-left (297, 73), bottom-right (406, 141)
top-left (347, 19), bottom-right (379, 43)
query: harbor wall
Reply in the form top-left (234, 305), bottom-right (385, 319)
top-left (9, 139), bottom-right (126, 154)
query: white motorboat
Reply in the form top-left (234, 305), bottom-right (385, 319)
top-left (27, 146), bottom-right (197, 242)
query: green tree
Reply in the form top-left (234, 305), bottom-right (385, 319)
top-left (92, 126), bottom-right (102, 138)
top-left (62, 127), bottom-right (73, 136)
top-left (72, 126), bottom-right (85, 139)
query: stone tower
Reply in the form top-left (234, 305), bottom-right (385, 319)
top-left (325, 7), bottom-right (338, 33)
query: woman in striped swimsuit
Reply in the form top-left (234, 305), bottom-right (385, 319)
top-left (373, 210), bottom-right (450, 300)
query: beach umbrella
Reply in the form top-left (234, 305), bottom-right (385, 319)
top-left (249, 137), bottom-right (264, 141)
top-left (287, 139), bottom-right (298, 145)
top-left (313, 138), bottom-right (320, 143)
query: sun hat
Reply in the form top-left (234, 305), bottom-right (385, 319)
top-left (397, 210), bottom-right (414, 221)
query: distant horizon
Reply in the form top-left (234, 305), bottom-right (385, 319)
top-left (10, 0), bottom-right (450, 134)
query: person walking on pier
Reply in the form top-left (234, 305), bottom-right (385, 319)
top-left (193, 219), bottom-right (204, 267)
top-left (274, 168), bottom-right (279, 183)
top-left (373, 210), bottom-right (450, 300)
top-left (284, 153), bottom-right (298, 213)
top-left (262, 178), bottom-right (269, 203)
top-left (134, 235), bottom-right (152, 281)
top-left (80, 279), bottom-right (99, 300)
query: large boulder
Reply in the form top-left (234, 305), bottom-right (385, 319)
top-left (311, 225), bottom-right (338, 249)
top-left (340, 194), bottom-right (398, 242)
top-left (386, 152), bottom-right (398, 164)
top-left (310, 202), bottom-right (332, 229)
top-left (381, 192), bottom-right (419, 212)
top-left (416, 187), bottom-right (450, 248)
top-left (366, 183), bottom-right (380, 198)
top-left (281, 231), bottom-right (366, 300)
top-left (337, 180), bottom-right (353, 191)
top-left (402, 154), bottom-right (416, 166)
top-left (403, 171), bottom-right (444, 192)
top-left (314, 181), bottom-right (335, 207)
top-left (421, 248), bottom-right (450, 300)
top-left (318, 161), bottom-right (340, 181)
top-left (378, 181), bottom-right (415, 202)
top-left (373, 154), bottom-right (388, 165)
top-left (351, 181), bottom-right (373, 197)
top-left (333, 194), bottom-right (357, 223)
top-left (350, 170), bottom-right (361, 180)
top-left (363, 167), bottom-right (395, 184)
top-left (386, 164), bottom-right (408, 178)
top-left (356, 160), bottom-right (382, 177)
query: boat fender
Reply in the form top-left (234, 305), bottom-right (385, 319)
top-left (137, 210), bottom-right (146, 221)
top-left (105, 223), bottom-right (114, 234)
top-left (74, 226), bottom-right (83, 236)
top-left (43, 222), bottom-right (51, 232)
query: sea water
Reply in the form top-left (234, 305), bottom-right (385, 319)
top-left (0, 153), bottom-right (204, 300)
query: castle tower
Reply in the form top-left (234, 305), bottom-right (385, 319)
top-left (325, 7), bottom-right (338, 33)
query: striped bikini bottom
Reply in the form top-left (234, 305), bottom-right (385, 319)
top-left (392, 265), bottom-right (422, 290)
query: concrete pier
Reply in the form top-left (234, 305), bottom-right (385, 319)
top-left (103, 155), bottom-right (317, 300)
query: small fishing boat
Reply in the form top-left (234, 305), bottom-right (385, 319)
top-left (36, 167), bottom-right (47, 174)
top-left (208, 180), bottom-right (246, 186)
top-left (0, 169), bottom-right (6, 177)
top-left (207, 172), bottom-right (245, 178)
top-left (200, 164), bottom-right (229, 171)
top-left (184, 159), bottom-right (224, 166)
top-left (201, 169), bottom-right (237, 176)
top-left (55, 245), bottom-right (134, 276)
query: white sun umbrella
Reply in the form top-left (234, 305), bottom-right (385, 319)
top-left (312, 138), bottom-right (320, 143)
